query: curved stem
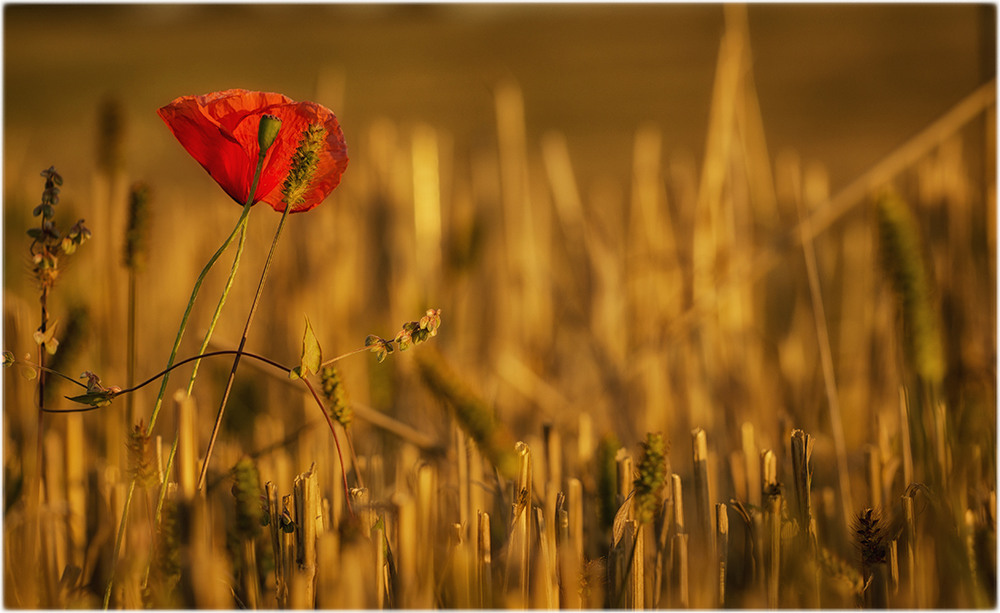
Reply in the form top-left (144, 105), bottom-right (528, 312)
top-left (144, 201), bottom-right (255, 434)
top-left (33, 331), bottom-right (375, 413)
top-left (124, 350), bottom-right (284, 395)
top-left (197, 204), bottom-right (291, 491)
top-left (47, 341), bottom-right (379, 415)
top-left (301, 377), bottom-right (355, 518)
top-left (186, 217), bottom-right (249, 396)
top-left (47, 350), bottom-right (286, 414)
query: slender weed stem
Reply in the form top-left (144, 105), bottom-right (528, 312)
top-left (197, 204), bottom-right (291, 491)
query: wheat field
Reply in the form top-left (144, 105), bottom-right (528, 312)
top-left (2, 4), bottom-right (996, 609)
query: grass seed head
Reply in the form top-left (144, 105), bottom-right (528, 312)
top-left (231, 457), bottom-right (265, 540)
top-left (126, 420), bottom-right (158, 488)
top-left (123, 182), bottom-right (152, 271)
top-left (633, 432), bottom-right (668, 525)
top-left (320, 364), bottom-right (352, 427)
top-left (875, 190), bottom-right (946, 384)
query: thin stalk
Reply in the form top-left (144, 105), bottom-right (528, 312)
top-left (153, 218), bottom-right (248, 499)
top-left (796, 193), bottom-right (854, 535)
top-left (320, 346), bottom-right (369, 367)
top-left (32, 288), bottom-right (49, 608)
top-left (146, 195), bottom-right (257, 433)
top-left (188, 217), bottom-right (250, 396)
top-left (12, 361), bottom-right (88, 391)
top-left (197, 204), bottom-right (292, 491)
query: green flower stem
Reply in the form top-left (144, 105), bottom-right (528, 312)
top-left (103, 154), bottom-right (266, 610)
top-left (158, 220), bottom-right (249, 509)
top-left (144, 220), bottom-right (249, 591)
top-left (196, 203), bottom-right (292, 491)
top-left (144, 203), bottom-right (254, 434)
top-left (185, 216), bottom-right (249, 396)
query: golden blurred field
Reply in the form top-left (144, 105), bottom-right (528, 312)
top-left (2, 3), bottom-right (996, 609)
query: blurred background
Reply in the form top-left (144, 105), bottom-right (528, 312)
top-left (2, 3), bottom-right (996, 608)
top-left (3, 4), bottom-right (993, 190)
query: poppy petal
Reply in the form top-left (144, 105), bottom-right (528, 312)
top-left (158, 89), bottom-right (347, 211)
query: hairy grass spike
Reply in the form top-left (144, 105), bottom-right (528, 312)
top-left (126, 420), bottom-right (157, 488)
top-left (633, 432), bottom-right (668, 525)
top-left (320, 364), bottom-right (352, 427)
top-left (231, 457), bottom-right (265, 540)
top-left (282, 123), bottom-right (327, 208)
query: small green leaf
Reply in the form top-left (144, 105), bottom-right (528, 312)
top-left (2, 351), bottom-right (14, 367)
top-left (66, 390), bottom-right (116, 408)
top-left (296, 317), bottom-right (322, 378)
top-left (288, 365), bottom-right (304, 380)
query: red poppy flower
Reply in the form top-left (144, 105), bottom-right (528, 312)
top-left (157, 89), bottom-right (348, 213)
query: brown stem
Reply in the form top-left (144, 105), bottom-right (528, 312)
top-left (301, 378), bottom-right (355, 518)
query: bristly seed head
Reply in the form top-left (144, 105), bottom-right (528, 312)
top-left (853, 507), bottom-right (887, 567)
top-left (127, 420), bottom-right (158, 488)
top-left (231, 457), bottom-right (265, 539)
top-left (633, 432), bottom-right (669, 525)
top-left (281, 123), bottom-right (327, 209)
top-left (320, 364), bottom-right (352, 428)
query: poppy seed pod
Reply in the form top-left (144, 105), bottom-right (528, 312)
top-left (257, 114), bottom-right (282, 153)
